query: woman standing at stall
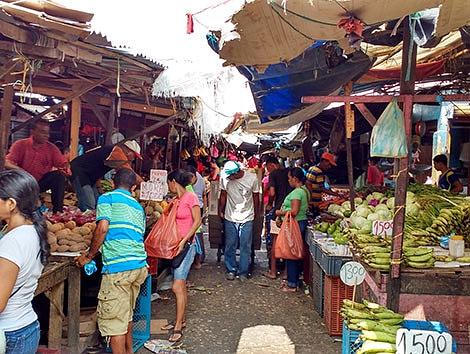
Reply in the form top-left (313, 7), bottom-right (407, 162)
top-left (0, 170), bottom-right (49, 354)
top-left (275, 167), bottom-right (310, 292)
top-left (161, 170), bottom-right (201, 342)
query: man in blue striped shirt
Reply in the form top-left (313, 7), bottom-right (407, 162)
top-left (76, 168), bottom-right (147, 354)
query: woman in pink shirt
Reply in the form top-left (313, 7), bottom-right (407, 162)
top-left (367, 157), bottom-right (384, 186)
top-left (161, 170), bottom-right (201, 343)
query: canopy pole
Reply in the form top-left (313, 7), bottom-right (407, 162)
top-left (388, 17), bottom-right (417, 312)
top-left (0, 80), bottom-right (14, 170)
top-left (344, 82), bottom-right (356, 211)
top-left (70, 98), bottom-right (81, 160)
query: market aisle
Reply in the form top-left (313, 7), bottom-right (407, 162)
top-left (143, 243), bottom-right (341, 354)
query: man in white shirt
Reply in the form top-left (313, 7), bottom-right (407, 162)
top-left (219, 161), bottom-right (260, 281)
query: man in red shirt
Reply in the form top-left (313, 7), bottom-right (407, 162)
top-left (5, 120), bottom-right (68, 213)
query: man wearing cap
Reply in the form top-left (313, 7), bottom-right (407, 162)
top-left (71, 140), bottom-right (143, 211)
top-left (219, 161), bottom-right (260, 281)
top-left (306, 152), bottom-right (339, 212)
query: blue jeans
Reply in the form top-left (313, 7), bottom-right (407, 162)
top-left (73, 177), bottom-right (99, 211)
top-left (224, 220), bottom-right (253, 276)
top-left (5, 320), bottom-right (40, 354)
top-left (286, 220), bottom-right (308, 288)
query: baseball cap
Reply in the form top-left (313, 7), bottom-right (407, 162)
top-left (221, 161), bottom-right (241, 178)
top-left (321, 152), bottom-right (337, 166)
top-left (123, 140), bottom-right (142, 159)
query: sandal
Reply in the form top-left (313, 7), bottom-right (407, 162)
top-left (161, 321), bottom-right (186, 331)
top-left (169, 329), bottom-right (183, 343)
top-left (262, 272), bottom-right (277, 280)
top-left (280, 284), bottom-right (297, 293)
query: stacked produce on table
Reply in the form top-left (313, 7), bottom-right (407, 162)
top-left (314, 219), bottom-right (349, 245)
top-left (46, 220), bottom-right (95, 253)
top-left (140, 200), bottom-right (167, 227)
top-left (342, 299), bottom-right (404, 353)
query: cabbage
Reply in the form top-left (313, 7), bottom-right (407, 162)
top-left (354, 197), bottom-right (363, 205)
top-left (406, 203), bottom-right (419, 216)
top-left (371, 192), bottom-right (384, 200)
top-left (367, 213), bottom-right (380, 222)
top-left (375, 204), bottom-right (389, 212)
top-left (328, 204), bottom-right (340, 213)
top-left (361, 220), bottom-right (373, 232)
top-left (377, 210), bottom-right (392, 220)
top-left (366, 194), bottom-right (373, 202)
top-left (351, 215), bottom-right (367, 229)
top-left (386, 197), bottom-right (395, 209)
top-left (341, 201), bottom-right (351, 210)
top-left (406, 191), bottom-right (416, 203)
top-left (356, 205), bottom-right (370, 218)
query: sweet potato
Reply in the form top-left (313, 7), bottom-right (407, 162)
top-left (45, 220), bottom-right (53, 229)
top-left (50, 243), bottom-right (59, 252)
top-left (56, 229), bottom-right (71, 239)
top-left (65, 220), bottom-right (76, 230)
top-left (83, 222), bottom-right (96, 232)
top-left (57, 245), bottom-right (70, 252)
top-left (49, 223), bottom-right (65, 233)
top-left (72, 227), bottom-right (91, 236)
top-left (58, 238), bottom-right (73, 246)
top-left (68, 233), bottom-right (83, 242)
top-left (84, 238), bottom-right (91, 246)
top-left (69, 243), bottom-right (87, 252)
top-left (48, 235), bottom-right (57, 245)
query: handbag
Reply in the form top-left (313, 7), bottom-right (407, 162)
top-left (274, 212), bottom-right (304, 260)
top-left (171, 241), bottom-right (192, 268)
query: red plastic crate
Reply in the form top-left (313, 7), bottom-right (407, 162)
top-left (323, 275), bottom-right (354, 336)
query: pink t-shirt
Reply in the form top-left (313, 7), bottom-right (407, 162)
top-left (176, 192), bottom-right (199, 238)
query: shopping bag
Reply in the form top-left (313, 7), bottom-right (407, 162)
top-left (370, 99), bottom-right (408, 158)
top-left (144, 200), bottom-right (182, 259)
top-left (274, 212), bottom-right (304, 260)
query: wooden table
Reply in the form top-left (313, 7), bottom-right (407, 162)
top-left (35, 257), bottom-right (81, 352)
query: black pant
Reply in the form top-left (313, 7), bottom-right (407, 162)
top-left (38, 171), bottom-right (66, 213)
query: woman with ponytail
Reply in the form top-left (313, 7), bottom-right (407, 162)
top-left (0, 170), bottom-right (49, 354)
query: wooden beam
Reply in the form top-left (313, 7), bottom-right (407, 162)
top-left (28, 85), bottom-right (176, 116)
top-left (124, 113), bottom-right (182, 143)
top-left (388, 17), bottom-right (417, 313)
top-left (0, 41), bottom-right (60, 59)
top-left (0, 81), bottom-right (14, 170)
top-left (11, 77), bottom-right (109, 134)
top-left (301, 94), bottom-right (470, 104)
top-left (105, 97), bottom-right (116, 145)
top-left (344, 82), bottom-right (356, 212)
top-left (87, 101), bottom-right (108, 128)
top-left (70, 98), bottom-right (81, 159)
top-left (354, 103), bottom-right (377, 126)
top-left (0, 19), bottom-right (35, 43)
top-left (0, 60), bottom-right (19, 81)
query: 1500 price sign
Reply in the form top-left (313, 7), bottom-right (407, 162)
top-left (396, 328), bottom-right (452, 354)
top-left (372, 220), bottom-right (394, 237)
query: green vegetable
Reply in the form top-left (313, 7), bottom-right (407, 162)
top-left (379, 318), bottom-right (404, 326)
top-left (406, 260), bottom-right (435, 269)
top-left (374, 311), bottom-right (404, 320)
top-left (403, 247), bottom-right (433, 256)
top-left (360, 330), bottom-right (396, 344)
top-left (357, 340), bottom-right (396, 354)
top-left (343, 308), bottom-right (376, 320)
top-left (456, 257), bottom-right (470, 263)
top-left (406, 253), bottom-right (433, 263)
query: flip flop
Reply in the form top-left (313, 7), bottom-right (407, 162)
top-left (161, 321), bottom-right (186, 331)
top-left (169, 329), bottom-right (183, 343)
top-left (280, 284), bottom-right (297, 293)
top-left (262, 272), bottom-right (277, 280)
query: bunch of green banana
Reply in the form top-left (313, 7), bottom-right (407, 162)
top-left (342, 299), bottom-right (403, 353)
top-left (403, 247), bottom-right (435, 269)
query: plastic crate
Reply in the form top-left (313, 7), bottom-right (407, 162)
top-left (324, 275), bottom-right (354, 336)
top-left (106, 274), bottom-right (151, 353)
top-left (402, 320), bottom-right (457, 353)
top-left (317, 248), bottom-right (352, 276)
top-left (309, 255), bottom-right (325, 317)
top-left (342, 322), bottom-right (363, 354)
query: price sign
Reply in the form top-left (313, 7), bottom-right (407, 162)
top-left (149, 169), bottom-right (167, 183)
top-left (373, 220), bottom-right (394, 237)
top-left (397, 328), bottom-right (452, 354)
top-left (140, 181), bottom-right (167, 201)
top-left (340, 261), bottom-right (366, 286)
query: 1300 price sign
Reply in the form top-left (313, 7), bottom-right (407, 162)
top-left (396, 329), bottom-right (452, 354)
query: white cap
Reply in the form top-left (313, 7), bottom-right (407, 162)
top-left (123, 140), bottom-right (142, 159)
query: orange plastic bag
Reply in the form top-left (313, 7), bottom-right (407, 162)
top-left (144, 200), bottom-right (182, 259)
top-left (274, 212), bottom-right (304, 260)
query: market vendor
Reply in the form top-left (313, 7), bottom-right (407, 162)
top-left (306, 152), bottom-right (339, 211)
top-left (70, 140), bottom-right (143, 211)
top-left (5, 120), bottom-right (68, 213)
top-left (433, 154), bottom-right (463, 194)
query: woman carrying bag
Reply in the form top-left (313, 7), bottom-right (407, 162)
top-left (160, 170), bottom-right (201, 343)
top-left (275, 168), bottom-right (310, 292)
top-left (0, 170), bottom-right (49, 354)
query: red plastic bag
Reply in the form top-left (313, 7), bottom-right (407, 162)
top-left (144, 200), bottom-right (182, 259)
top-left (274, 212), bottom-right (304, 260)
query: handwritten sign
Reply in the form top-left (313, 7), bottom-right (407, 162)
top-left (373, 220), bottom-right (394, 237)
top-left (397, 328), bottom-right (452, 354)
top-left (340, 261), bottom-right (366, 286)
top-left (150, 169), bottom-right (167, 182)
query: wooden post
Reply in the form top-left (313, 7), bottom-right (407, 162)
top-left (388, 17), bottom-right (417, 312)
top-left (105, 97), bottom-right (116, 145)
top-left (344, 82), bottom-right (356, 211)
top-left (67, 265), bottom-right (81, 352)
top-left (70, 98), bottom-right (81, 159)
top-left (46, 282), bottom-right (64, 349)
top-left (0, 82), bottom-right (14, 171)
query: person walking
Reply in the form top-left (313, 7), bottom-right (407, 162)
top-left (159, 170), bottom-right (201, 342)
top-left (5, 120), bottom-right (68, 213)
top-left (187, 165), bottom-right (206, 268)
top-left (0, 170), bottom-right (50, 354)
top-left (275, 168), bottom-right (310, 292)
top-left (219, 161), bottom-right (260, 281)
top-left (75, 169), bottom-right (147, 354)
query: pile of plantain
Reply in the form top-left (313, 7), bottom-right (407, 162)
top-left (403, 247), bottom-right (435, 269)
top-left (342, 299), bottom-right (404, 354)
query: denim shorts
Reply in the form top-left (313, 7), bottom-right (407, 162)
top-left (5, 320), bottom-right (40, 354)
top-left (173, 243), bottom-right (196, 280)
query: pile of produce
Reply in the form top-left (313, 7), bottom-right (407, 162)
top-left (342, 299), bottom-right (404, 354)
top-left (45, 206), bottom-right (96, 226)
top-left (140, 200), bottom-right (166, 227)
top-left (403, 247), bottom-right (435, 269)
top-left (314, 219), bottom-right (348, 245)
top-left (46, 220), bottom-right (95, 253)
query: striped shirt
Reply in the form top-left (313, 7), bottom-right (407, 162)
top-left (96, 189), bottom-right (147, 274)
top-left (306, 166), bottom-right (325, 207)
